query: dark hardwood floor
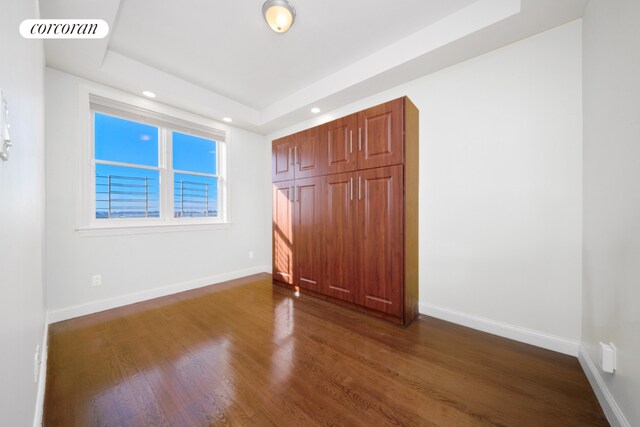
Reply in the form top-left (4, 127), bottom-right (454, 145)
top-left (44, 273), bottom-right (608, 426)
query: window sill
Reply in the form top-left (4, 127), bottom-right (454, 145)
top-left (76, 221), bottom-right (232, 237)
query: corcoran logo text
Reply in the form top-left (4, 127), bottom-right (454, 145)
top-left (19, 19), bottom-right (109, 39)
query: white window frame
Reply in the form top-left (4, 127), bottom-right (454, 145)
top-left (76, 84), bottom-right (231, 236)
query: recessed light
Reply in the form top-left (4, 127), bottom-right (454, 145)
top-left (142, 91), bottom-right (156, 98)
top-left (311, 107), bottom-right (321, 114)
top-left (223, 117), bottom-right (233, 123)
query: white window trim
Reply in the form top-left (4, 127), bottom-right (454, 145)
top-left (76, 83), bottom-right (232, 236)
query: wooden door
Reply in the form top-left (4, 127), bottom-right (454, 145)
top-left (272, 135), bottom-right (295, 182)
top-left (320, 114), bottom-right (358, 175)
top-left (357, 98), bottom-right (404, 170)
top-left (293, 177), bottom-right (323, 292)
top-left (295, 127), bottom-right (323, 179)
top-left (273, 180), bottom-right (295, 284)
top-left (356, 165), bottom-right (404, 318)
top-left (323, 172), bottom-right (357, 302)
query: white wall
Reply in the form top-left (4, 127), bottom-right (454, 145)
top-left (269, 21), bottom-right (583, 351)
top-left (45, 69), bottom-right (270, 319)
top-left (582, 0), bottom-right (640, 425)
top-left (0, 1), bottom-right (47, 426)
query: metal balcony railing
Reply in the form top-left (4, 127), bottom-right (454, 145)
top-left (96, 174), bottom-right (217, 219)
top-left (174, 179), bottom-right (217, 218)
top-left (96, 174), bottom-right (160, 219)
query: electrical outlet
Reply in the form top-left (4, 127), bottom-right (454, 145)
top-left (92, 274), bottom-right (102, 287)
top-left (600, 342), bottom-right (617, 373)
top-left (249, 251), bottom-right (254, 259)
top-left (34, 345), bottom-right (41, 383)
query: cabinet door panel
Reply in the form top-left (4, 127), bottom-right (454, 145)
top-left (321, 114), bottom-right (358, 175)
top-left (323, 172), bottom-right (357, 302)
top-left (295, 128), bottom-right (323, 179)
top-left (272, 136), bottom-right (295, 182)
top-left (273, 181), bottom-right (295, 284)
top-left (294, 177), bottom-right (323, 291)
top-left (357, 98), bottom-right (404, 169)
top-left (356, 165), bottom-right (404, 317)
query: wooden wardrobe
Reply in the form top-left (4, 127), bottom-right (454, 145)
top-left (272, 97), bottom-right (419, 325)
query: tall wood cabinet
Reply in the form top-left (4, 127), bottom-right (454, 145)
top-left (272, 97), bottom-right (419, 325)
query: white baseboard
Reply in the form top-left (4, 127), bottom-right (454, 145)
top-left (33, 312), bottom-right (49, 427)
top-left (48, 265), bottom-right (271, 323)
top-left (419, 302), bottom-right (580, 356)
top-left (578, 345), bottom-right (630, 427)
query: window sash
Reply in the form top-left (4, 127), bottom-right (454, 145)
top-left (172, 131), bottom-right (219, 177)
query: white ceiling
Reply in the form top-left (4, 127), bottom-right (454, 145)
top-left (109, 0), bottom-right (477, 110)
top-left (41, 0), bottom-right (588, 134)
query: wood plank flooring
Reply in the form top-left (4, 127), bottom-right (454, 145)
top-left (44, 273), bottom-right (608, 426)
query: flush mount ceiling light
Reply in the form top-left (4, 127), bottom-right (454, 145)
top-left (262, 0), bottom-right (296, 34)
top-left (310, 107), bottom-right (321, 114)
top-left (223, 117), bottom-right (233, 123)
top-left (142, 90), bottom-right (156, 98)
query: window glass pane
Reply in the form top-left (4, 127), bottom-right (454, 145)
top-left (95, 113), bottom-right (158, 167)
top-left (173, 132), bottom-right (216, 175)
top-left (174, 173), bottom-right (218, 218)
top-left (96, 164), bottom-right (160, 219)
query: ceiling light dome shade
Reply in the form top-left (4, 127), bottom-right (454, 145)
top-left (262, 0), bottom-right (296, 33)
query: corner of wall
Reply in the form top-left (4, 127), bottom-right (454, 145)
top-left (420, 303), bottom-right (580, 356)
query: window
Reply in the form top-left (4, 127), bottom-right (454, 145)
top-left (88, 96), bottom-right (227, 229)
top-left (172, 131), bottom-right (218, 218)
top-left (94, 113), bottom-right (161, 219)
